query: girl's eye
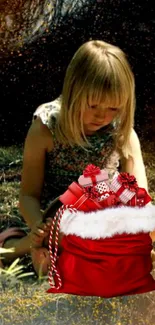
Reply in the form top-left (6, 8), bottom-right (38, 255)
top-left (88, 105), bottom-right (118, 111)
top-left (90, 105), bottom-right (97, 109)
top-left (109, 107), bottom-right (118, 111)
top-left (88, 104), bottom-right (98, 109)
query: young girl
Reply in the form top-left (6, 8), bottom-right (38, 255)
top-left (0, 39), bottom-right (150, 276)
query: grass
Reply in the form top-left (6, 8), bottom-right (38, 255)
top-left (0, 142), bottom-right (155, 325)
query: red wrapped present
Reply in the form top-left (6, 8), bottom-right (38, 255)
top-left (60, 167), bottom-right (152, 211)
top-left (59, 181), bottom-right (103, 212)
top-left (60, 164), bottom-right (113, 211)
top-left (110, 172), bottom-right (138, 203)
top-left (78, 164), bottom-right (109, 187)
top-left (128, 187), bottom-right (152, 207)
top-left (110, 172), bottom-right (151, 206)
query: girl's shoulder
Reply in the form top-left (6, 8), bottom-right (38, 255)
top-left (33, 96), bottom-right (61, 133)
top-left (26, 114), bottom-right (54, 153)
top-left (31, 96), bottom-right (61, 152)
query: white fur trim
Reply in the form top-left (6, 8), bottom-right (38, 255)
top-left (60, 205), bottom-right (155, 239)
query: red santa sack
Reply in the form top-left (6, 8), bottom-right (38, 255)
top-left (47, 204), bottom-right (155, 297)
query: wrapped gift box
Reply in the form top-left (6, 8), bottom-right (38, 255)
top-left (110, 172), bottom-right (151, 206)
top-left (78, 164), bottom-right (109, 187)
top-left (59, 182), bottom-right (103, 212)
top-left (60, 164), bottom-right (112, 211)
top-left (127, 187), bottom-right (151, 207)
top-left (60, 165), bottom-right (152, 212)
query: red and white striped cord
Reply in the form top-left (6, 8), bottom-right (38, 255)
top-left (48, 204), bottom-right (77, 289)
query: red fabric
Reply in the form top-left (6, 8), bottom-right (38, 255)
top-left (47, 232), bottom-right (155, 297)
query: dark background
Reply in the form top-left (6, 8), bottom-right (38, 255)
top-left (0, 0), bottom-right (155, 146)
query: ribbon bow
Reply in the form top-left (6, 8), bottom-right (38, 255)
top-left (83, 186), bottom-right (100, 199)
top-left (83, 164), bottom-right (101, 177)
top-left (83, 164), bottom-right (101, 185)
top-left (118, 173), bottom-right (138, 192)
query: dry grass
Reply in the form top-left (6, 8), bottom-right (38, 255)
top-left (0, 142), bottom-right (155, 325)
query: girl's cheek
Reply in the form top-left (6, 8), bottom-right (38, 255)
top-left (110, 111), bottom-right (118, 118)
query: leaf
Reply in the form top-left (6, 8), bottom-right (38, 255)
top-left (0, 247), bottom-right (15, 253)
top-left (7, 258), bottom-right (21, 272)
top-left (8, 265), bottom-right (24, 275)
top-left (17, 272), bottom-right (34, 279)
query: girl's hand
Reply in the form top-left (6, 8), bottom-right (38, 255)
top-left (30, 218), bottom-right (53, 248)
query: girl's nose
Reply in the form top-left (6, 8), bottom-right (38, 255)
top-left (95, 109), bottom-right (106, 119)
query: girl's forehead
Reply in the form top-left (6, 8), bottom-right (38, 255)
top-left (87, 97), bottom-right (123, 109)
top-left (86, 88), bottom-right (127, 108)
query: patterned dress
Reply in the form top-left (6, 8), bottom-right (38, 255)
top-left (33, 97), bottom-right (120, 210)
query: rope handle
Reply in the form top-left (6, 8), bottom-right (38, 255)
top-left (48, 204), bottom-right (77, 289)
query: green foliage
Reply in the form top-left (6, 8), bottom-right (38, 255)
top-left (0, 146), bottom-right (23, 168)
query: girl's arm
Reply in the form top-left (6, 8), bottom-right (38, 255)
top-left (121, 129), bottom-right (155, 247)
top-left (19, 117), bottom-right (53, 229)
top-left (120, 128), bottom-right (148, 191)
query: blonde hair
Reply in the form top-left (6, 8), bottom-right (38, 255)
top-left (55, 40), bottom-right (135, 158)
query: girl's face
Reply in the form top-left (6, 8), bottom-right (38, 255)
top-left (83, 103), bottom-right (119, 135)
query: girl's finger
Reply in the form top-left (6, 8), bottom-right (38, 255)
top-left (37, 223), bottom-right (47, 230)
top-left (45, 218), bottom-right (53, 227)
top-left (46, 217), bottom-right (53, 223)
top-left (37, 228), bottom-right (45, 234)
top-left (46, 223), bottom-right (52, 228)
top-left (35, 229), bottom-right (50, 238)
top-left (32, 230), bottom-right (45, 238)
top-left (31, 236), bottom-right (41, 245)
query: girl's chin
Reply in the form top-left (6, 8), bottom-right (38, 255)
top-left (84, 123), bottom-right (104, 133)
